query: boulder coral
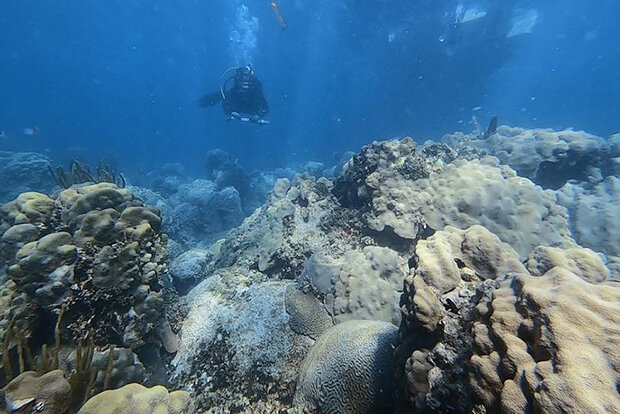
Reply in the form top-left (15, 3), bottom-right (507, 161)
top-left (0, 183), bottom-right (170, 353)
top-left (443, 126), bottom-right (612, 189)
top-left (395, 224), bottom-right (620, 413)
top-left (470, 268), bottom-right (620, 413)
top-left (371, 157), bottom-right (573, 258)
top-left (296, 246), bottom-right (409, 326)
top-left (556, 176), bottom-right (620, 279)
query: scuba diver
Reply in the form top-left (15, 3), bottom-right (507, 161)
top-left (199, 66), bottom-right (269, 124)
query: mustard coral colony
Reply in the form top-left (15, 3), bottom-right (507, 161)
top-left (1, 126), bottom-right (618, 413)
top-left (0, 183), bottom-right (191, 413)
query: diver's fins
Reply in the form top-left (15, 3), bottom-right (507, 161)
top-left (199, 91), bottom-right (223, 108)
top-left (483, 115), bottom-right (498, 139)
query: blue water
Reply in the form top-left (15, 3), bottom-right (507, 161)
top-left (1, 0), bottom-right (618, 175)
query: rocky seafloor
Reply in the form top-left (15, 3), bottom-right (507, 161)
top-left (0, 125), bottom-right (618, 413)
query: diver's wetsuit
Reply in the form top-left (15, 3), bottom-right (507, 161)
top-left (222, 67), bottom-right (269, 118)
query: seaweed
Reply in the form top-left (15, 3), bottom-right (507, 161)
top-left (1, 308), bottom-right (116, 413)
top-left (68, 330), bottom-right (97, 412)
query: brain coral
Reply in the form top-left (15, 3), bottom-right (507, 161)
top-left (294, 320), bottom-right (397, 414)
top-left (77, 383), bottom-right (194, 414)
top-left (470, 267), bottom-right (620, 412)
top-left (285, 284), bottom-right (333, 339)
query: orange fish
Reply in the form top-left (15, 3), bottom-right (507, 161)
top-left (271, 2), bottom-right (287, 29)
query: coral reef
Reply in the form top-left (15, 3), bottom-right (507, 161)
top-left (0, 151), bottom-right (54, 203)
top-left (171, 277), bottom-right (312, 412)
top-left (293, 320), bottom-right (398, 414)
top-left (77, 383), bottom-right (194, 414)
top-left (130, 179), bottom-right (245, 249)
top-left (443, 126), bottom-right (615, 189)
top-left (168, 180), bottom-right (244, 244)
top-left (64, 346), bottom-right (146, 395)
top-left (3, 128), bottom-right (617, 414)
top-left (334, 138), bottom-right (573, 257)
top-left (166, 132), bottom-right (619, 412)
top-left (169, 248), bottom-right (213, 294)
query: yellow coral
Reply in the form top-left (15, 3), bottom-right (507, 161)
top-left (77, 383), bottom-right (194, 414)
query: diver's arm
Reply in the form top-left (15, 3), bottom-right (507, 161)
top-left (199, 91), bottom-right (223, 108)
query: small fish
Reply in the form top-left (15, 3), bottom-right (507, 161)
top-left (23, 126), bottom-right (40, 136)
top-left (271, 2), bottom-right (287, 29)
top-left (0, 130), bottom-right (8, 139)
